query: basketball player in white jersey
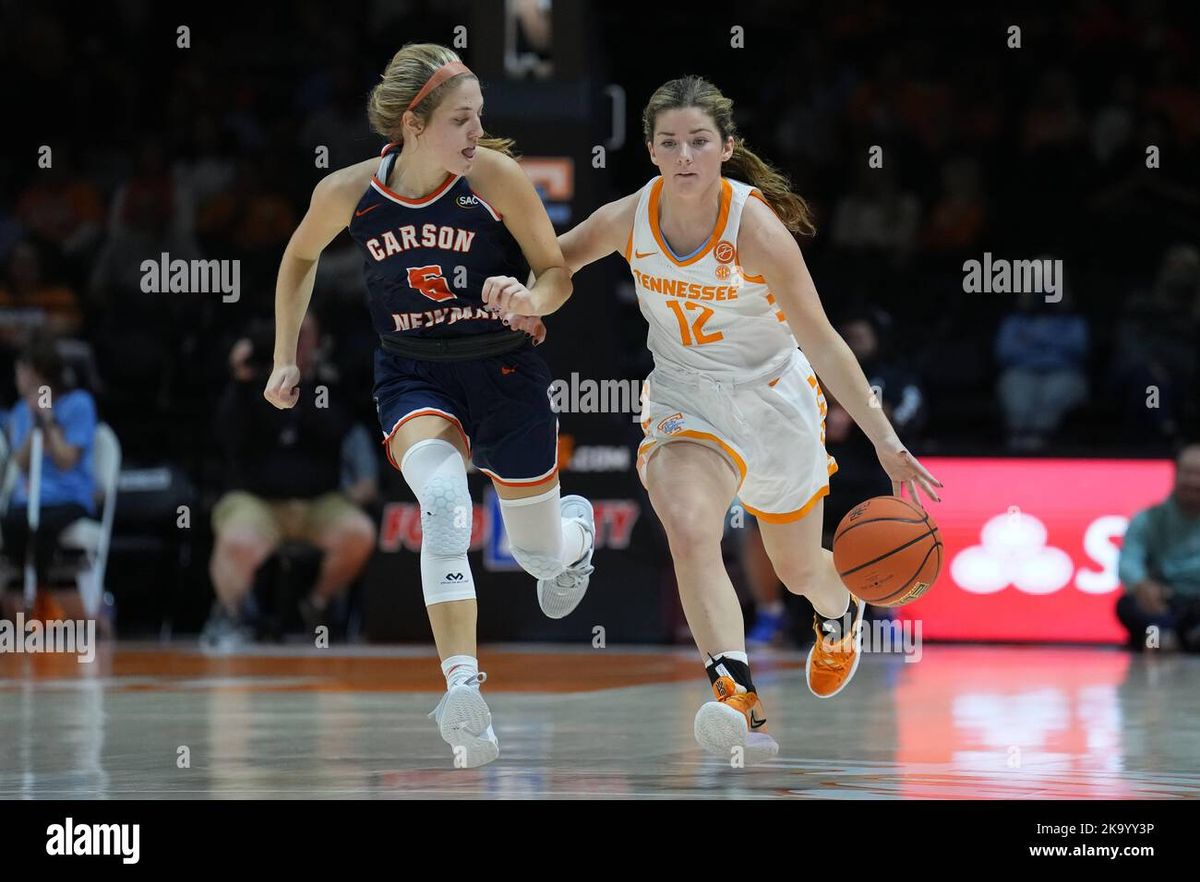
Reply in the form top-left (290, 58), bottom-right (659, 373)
top-left (484, 76), bottom-right (942, 765)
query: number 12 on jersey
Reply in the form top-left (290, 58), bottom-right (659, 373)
top-left (665, 300), bottom-right (724, 346)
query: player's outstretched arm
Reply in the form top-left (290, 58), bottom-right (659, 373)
top-left (739, 196), bottom-right (943, 506)
top-left (559, 192), bottom-right (639, 279)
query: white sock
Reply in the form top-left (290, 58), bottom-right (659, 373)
top-left (561, 517), bottom-right (590, 566)
top-left (498, 485), bottom-right (588, 567)
top-left (441, 654), bottom-right (478, 689)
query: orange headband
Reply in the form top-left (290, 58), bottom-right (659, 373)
top-left (407, 61), bottom-right (473, 112)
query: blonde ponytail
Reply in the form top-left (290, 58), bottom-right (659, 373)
top-left (367, 42), bottom-right (517, 158)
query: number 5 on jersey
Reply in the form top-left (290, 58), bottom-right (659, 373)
top-left (407, 265), bottom-right (456, 303)
top-left (665, 300), bottom-right (724, 346)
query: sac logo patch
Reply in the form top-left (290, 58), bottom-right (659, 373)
top-left (657, 412), bottom-right (685, 435)
top-left (456, 195), bottom-right (479, 208)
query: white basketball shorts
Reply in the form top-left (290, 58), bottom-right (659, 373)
top-left (636, 348), bottom-right (838, 523)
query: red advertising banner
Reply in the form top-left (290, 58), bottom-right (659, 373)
top-left (895, 458), bottom-right (1175, 643)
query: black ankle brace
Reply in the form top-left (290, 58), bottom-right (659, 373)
top-left (705, 654), bottom-right (757, 694)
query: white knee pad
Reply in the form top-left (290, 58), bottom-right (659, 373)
top-left (401, 439), bottom-right (476, 605)
top-left (497, 485), bottom-right (582, 580)
top-left (419, 470), bottom-right (472, 556)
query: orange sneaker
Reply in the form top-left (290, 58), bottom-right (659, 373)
top-left (693, 674), bottom-right (779, 765)
top-left (806, 594), bottom-right (866, 698)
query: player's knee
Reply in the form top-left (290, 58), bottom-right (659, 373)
top-left (660, 505), bottom-right (723, 558)
top-left (401, 439), bottom-right (472, 555)
top-left (774, 556), bottom-right (820, 596)
top-left (414, 467), bottom-right (477, 606)
top-left (419, 472), bottom-right (473, 555)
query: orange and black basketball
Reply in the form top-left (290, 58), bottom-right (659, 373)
top-left (832, 496), bottom-right (942, 607)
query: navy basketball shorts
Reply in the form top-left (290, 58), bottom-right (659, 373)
top-left (373, 344), bottom-right (559, 486)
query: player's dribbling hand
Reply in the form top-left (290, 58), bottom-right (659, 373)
top-left (875, 440), bottom-right (943, 509)
top-left (482, 275), bottom-right (539, 316)
top-left (263, 363), bottom-right (301, 409)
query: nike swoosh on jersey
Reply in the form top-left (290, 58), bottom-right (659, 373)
top-left (355, 204), bottom-right (382, 217)
top-left (634, 250), bottom-right (658, 259)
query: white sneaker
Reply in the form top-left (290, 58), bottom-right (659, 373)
top-left (693, 675), bottom-right (779, 767)
top-left (427, 672), bottom-right (500, 768)
top-left (537, 495), bottom-right (595, 620)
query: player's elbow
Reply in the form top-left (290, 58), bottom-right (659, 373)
top-left (789, 315), bottom-right (843, 362)
top-left (557, 232), bottom-right (588, 277)
top-left (282, 232), bottom-right (321, 266)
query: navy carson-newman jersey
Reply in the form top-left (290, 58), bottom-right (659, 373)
top-left (349, 142), bottom-right (530, 339)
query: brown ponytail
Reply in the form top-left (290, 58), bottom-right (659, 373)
top-left (642, 75), bottom-right (815, 236)
top-left (723, 138), bottom-right (815, 236)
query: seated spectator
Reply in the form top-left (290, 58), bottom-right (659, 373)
top-left (0, 333), bottom-right (97, 622)
top-left (1108, 244), bottom-right (1200, 441)
top-left (202, 314), bottom-right (375, 648)
top-left (86, 148), bottom-right (202, 412)
top-left (840, 308), bottom-right (927, 442)
top-left (340, 421), bottom-right (380, 509)
top-left (195, 156), bottom-right (296, 293)
top-left (0, 240), bottom-right (84, 347)
top-left (1116, 442), bottom-right (1200, 651)
top-left (918, 157), bottom-right (988, 256)
top-left (830, 165), bottom-right (921, 268)
top-left (995, 288), bottom-right (1089, 450)
top-left (105, 140), bottom-right (192, 242)
top-left (172, 114), bottom-right (237, 230)
top-left (89, 138), bottom-right (202, 309)
top-left (0, 241), bottom-right (84, 407)
top-left (13, 152), bottom-right (105, 272)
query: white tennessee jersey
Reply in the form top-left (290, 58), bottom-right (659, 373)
top-left (623, 175), bottom-right (798, 378)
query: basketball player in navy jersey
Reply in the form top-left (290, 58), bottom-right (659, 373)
top-left (264, 44), bottom-right (595, 768)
